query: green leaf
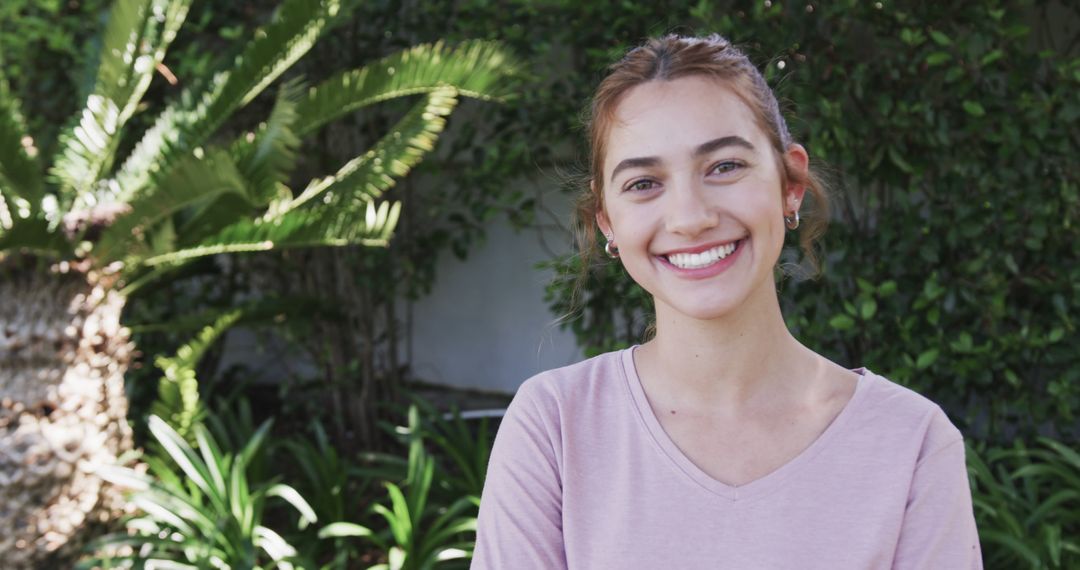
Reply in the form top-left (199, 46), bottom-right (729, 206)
top-left (0, 214), bottom-right (71, 256)
top-left (114, 0), bottom-right (345, 202)
top-left (228, 80), bottom-right (303, 207)
top-left (915, 349), bottom-right (940, 370)
top-left (877, 280), bottom-right (898, 296)
top-left (0, 76), bottom-right (43, 210)
top-left (1039, 437), bottom-right (1080, 471)
top-left (51, 0), bottom-right (193, 202)
top-left (410, 456), bottom-right (435, 531)
top-left (925, 51), bottom-right (951, 66)
top-left (237, 419), bottom-right (273, 473)
top-left (980, 49), bottom-right (1004, 66)
top-left (1025, 489), bottom-right (1080, 526)
top-left (829, 314), bottom-right (855, 330)
top-left (386, 482), bottom-right (413, 546)
top-left (979, 530), bottom-right (1042, 566)
top-left (281, 87), bottom-right (460, 214)
top-left (230, 451), bottom-right (252, 532)
top-left (152, 309), bottom-right (244, 439)
top-left (172, 192), bottom-right (256, 250)
top-left (97, 147), bottom-right (247, 265)
top-left (266, 484), bottom-right (318, 529)
top-left (193, 425), bottom-right (228, 498)
top-left (929, 30), bottom-right (952, 46)
top-left (146, 415), bottom-right (218, 502)
top-left (887, 147), bottom-right (914, 173)
top-left (130, 495), bottom-right (197, 536)
top-left (318, 521), bottom-right (374, 539)
top-left (254, 525), bottom-right (299, 562)
top-left (294, 40), bottom-right (520, 137)
top-left (133, 86), bottom-right (461, 270)
top-left (388, 547), bottom-right (406, 570)
top-left (962, 101), bottom-right (986, 117)
top-left (140, 199), bottom-right (401, 267)
top-left (860, 299), bottom-right (878, 320)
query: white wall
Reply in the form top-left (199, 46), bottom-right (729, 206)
top-left (213, 189), bottom-right (584, 396)
top-left (405, 213), bottom-right (583, 395)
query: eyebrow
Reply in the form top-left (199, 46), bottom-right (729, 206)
top-left (609, 135), bottom-right (756, 184)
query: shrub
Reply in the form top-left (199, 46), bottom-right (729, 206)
top-left (539, 0), bottom-right (1079, 444)
top-left (967, 437), bottom-right (1080, 568)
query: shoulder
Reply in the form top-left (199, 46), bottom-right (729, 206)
top-left (514, 348), bottom-right (629, 409)
top-left (851, 369), bottom-right (965, 461)
top-left (501, 348), bottom-right (631, 440)
top-left (494, 349), bottom-right (631, 468)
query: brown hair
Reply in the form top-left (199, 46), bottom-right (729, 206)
top-left (575, 34), bottom-right (830, 282)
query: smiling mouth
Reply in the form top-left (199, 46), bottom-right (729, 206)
top-left (663, 239), bottom-right (743, 269)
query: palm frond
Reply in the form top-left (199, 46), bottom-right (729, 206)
top-left (0, 214), bottom-right (71, 257)
top-left (95, 148), bottom-right (247, 264)
top-left (141, 199), bottom-right (400, 267)
top-left (0, 73), bottom-right (43, 213)
top-left (0, 191), bottom-right (9, 231)
top-left (228, 79), bottom-right (303, 207)
top-left (50, 0), bottom-right (193, 205)
top-left (152, 308), bottom-right (245, 439)
top-left (293, 39), bottom-right (520, 138)
top-left (173, 192), bottom-right (256, 250)
top-left (114, 0), bottom-right (345, 203)
top-left (276, 86), bottom-right (459, 216)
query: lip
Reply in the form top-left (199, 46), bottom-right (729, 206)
top-left (656, 238), bottom-right (746, 279)
top-left (658, 237), bottom-right (747, 256)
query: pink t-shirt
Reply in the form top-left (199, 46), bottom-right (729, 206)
top-left (473, 347), bottom-right (982, 569)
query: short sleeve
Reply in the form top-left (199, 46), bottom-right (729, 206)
top-left (472, 379), bottom-right (567, 570)
top-left (892, 438), bottom-right (983, 569)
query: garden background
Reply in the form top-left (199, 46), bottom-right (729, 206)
top-left (0, 0), bottom-right (1077, 568)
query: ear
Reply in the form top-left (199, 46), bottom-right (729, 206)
top-left (783, 143), bottom-right (810, 212)
top-left (592, 179), bottom-right (613, 238)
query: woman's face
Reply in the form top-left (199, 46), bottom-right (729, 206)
top-left (597, 75), bottom-right (806, 322)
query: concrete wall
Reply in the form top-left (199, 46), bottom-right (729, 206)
top-left (405, 208), bottom-right (583, 395)
top-left (213, 203), bottom-right (584, 397)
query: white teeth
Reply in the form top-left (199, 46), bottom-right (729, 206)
top-left (667, 241), bottom-right (739, 269)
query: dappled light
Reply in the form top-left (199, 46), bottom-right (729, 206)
top-left (0, 0), bottom-right (1075, 568)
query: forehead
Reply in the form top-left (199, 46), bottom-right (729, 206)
top-left (604, 76), bottom-right (765, 171)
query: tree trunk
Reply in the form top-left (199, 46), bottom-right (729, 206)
top-left (0, 255), bottom-right (133, 568)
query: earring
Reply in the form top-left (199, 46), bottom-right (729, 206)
top-left (604, 235), bottom-right (620, 258)
top-left (784, 211), bottom-right (800, 230)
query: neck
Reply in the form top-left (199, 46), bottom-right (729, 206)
top-left (637, 281), bottom-right (814, 415)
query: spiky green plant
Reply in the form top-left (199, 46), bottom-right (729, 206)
top-left (0, 0), bottom-right (516, 564)
top-left (968, 437), bottom-right (1080, 568)
top-left (85, 415), bottom-right (318, 569)
top-left (152, 307), bottom-right (244, 440)
top-left (320, 404), bottom-right (480, 570)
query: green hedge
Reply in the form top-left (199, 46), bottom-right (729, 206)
top-left (528, 1), bottom-right (1080, 445)
top-left (10, 1), bottom-right (1076, 566)
top-left (7, 0), bottom-right (1073, 453)
top-left (267, 0), bottom-right (1078, 445)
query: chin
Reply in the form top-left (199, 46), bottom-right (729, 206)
top-left (660, 296), bottom-right (744, 322)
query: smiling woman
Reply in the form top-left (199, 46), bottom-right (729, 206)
top-left (472, 35), bottom-right (982, 569)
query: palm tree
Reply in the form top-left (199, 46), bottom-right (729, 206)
top-left (0, 0), bottom-right (516, 565)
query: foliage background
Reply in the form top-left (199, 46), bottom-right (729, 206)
top-left (3, 0), bottom-right (1077, 567)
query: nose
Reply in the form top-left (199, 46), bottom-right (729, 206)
top-left (663, 178), bottom-right (720, 236)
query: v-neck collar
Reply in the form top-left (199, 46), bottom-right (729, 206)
top-left (619, 346), bottom-right (871, 503)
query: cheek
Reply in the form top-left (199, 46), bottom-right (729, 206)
top-left (735, 178), bottom-right (784, 220)
top-left (605, 201), bottom-right (645, 236)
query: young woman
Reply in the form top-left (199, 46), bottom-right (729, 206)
top-left (472, 34), bottom-right (981, 569)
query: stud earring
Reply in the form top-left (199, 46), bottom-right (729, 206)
top-left (784, 211), bottom-right (800, 230)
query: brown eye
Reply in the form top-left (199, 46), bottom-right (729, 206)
top-left (627, 179), bottom-right (657, 192)
top-left (711, 160), bottom-right (743, 175)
